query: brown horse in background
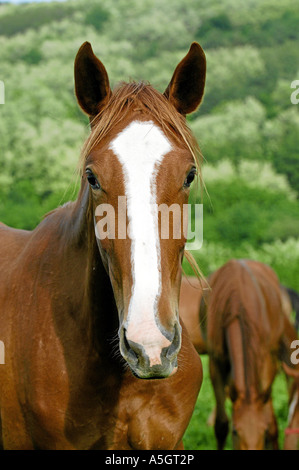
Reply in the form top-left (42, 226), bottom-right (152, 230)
top-left (180, 267), bottom-right (299, 449)
top-left (179, 276), bottom-right (207, 354)
top-left (281, 315), bottom-right (299, 450)
top-left (0, 42), bottom-right (206, 449)
top-left (179, 276), bottom-right (299, 356)
top-left (199, 259), bottom-right (290, 450)
top-left (283, 364), bottom-right (299, 450)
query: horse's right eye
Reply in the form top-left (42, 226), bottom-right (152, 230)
top-left (184, 168), bottom-right (197, 188)
top-left (86, 169), bottom-right (101, 190)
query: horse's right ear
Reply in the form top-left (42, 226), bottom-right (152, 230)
top-left (74, 42), bottom-right (111, 117)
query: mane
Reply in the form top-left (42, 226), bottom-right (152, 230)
top-left (207, 259), bottom-right (282, 393)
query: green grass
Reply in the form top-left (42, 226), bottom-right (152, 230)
top-left (183, 355), bottom-right (289, 450)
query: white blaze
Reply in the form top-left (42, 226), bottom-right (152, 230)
top-left (110, 120), bottom-right (172, 365)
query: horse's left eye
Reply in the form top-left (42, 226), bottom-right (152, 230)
top-left (184, 169), bottom-right (196, 188)
top-left (86, 169), bottom-right (101, 190)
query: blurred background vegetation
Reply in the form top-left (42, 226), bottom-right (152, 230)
top-left (0, 0), bottom-right (298, 449)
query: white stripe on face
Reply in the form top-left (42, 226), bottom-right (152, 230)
top-left (110, 120), bottom-right (172, 365)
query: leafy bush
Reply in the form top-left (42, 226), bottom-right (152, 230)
top-left (84, 5), bottom-right (110, 32)
top-left (0, 2), bottom-right (77, 37)
top-left (189, 160), bottom-right (299, 248)
top-left (184, 238), bottom-right (299, 291)
top-left (191, 98), bottom-right (267, 164)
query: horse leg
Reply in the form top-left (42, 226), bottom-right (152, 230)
top-left (209, 357), bottom-right (229, 450)
top-left (265, 399), bottom-right (279, 450)
top-left (176, 440), bottom-right (184, 450)
top-left (0, 385), bottom-right (34, 449)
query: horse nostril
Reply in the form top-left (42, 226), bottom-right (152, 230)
top-left (120, 321), bottom-right (181, 374)
top-left (121, 328), bottom-right (139, 365)
top-left (165, 322), bottom-right (181, 360)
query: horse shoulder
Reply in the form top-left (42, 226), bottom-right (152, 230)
top-left (0, 224), bottom-right (31, 272)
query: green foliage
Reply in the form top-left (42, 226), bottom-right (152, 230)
top-left (195, 47), bottom-right (267, 117)
top-left (84, 5), bottom-right (110, 32)
top-left (0, 0), bottom-right (297, 450)
top-left (191, 98), bottom-right (267, 164)
top-left (0, 2), bottom-right (78, 37)
top-left (266, 109), bottom-right (299, 193)
top-left (190, 160), bottom-right (299, 248)
top-left (184, 237), bottom-right (299, 290)
top-left (196, 4), bottom-right (299, 49)
top-left (0, 0), bottom-right (297, 268)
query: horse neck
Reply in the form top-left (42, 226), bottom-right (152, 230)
top-left (52, 181), bottom-right (119, 358)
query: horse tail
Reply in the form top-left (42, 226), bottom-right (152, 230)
top-left (206, 259), bottom-right (265, 357)
top-left (225, 315), bottom-right (247, 394)
top-left (206, 259), bottom-right (285, 391)
top-left (205, 259), bottom-right (257, 395)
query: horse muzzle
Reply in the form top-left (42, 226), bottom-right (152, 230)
top-left (119, 321), bottom-right (181, 379)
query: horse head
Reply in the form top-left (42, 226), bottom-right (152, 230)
top-left (74, 42), bottom-right (206, 379)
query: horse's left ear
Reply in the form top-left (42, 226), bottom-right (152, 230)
top-left (74, 42), bottom-right (111, 117)
top-left (164, 42), bottom-right (206, 115)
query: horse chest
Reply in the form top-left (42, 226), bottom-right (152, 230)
top-left (30, 382), bottom-right (177, 450)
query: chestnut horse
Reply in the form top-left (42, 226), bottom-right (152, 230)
top-left (180, 269), bottom-right (299, 449)
top-left (199, 259), bottom-right (293, 450)
top-left (179, 279), bottom-right (299, 356)
top-left (0, 42), bottom-right (206, 449)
